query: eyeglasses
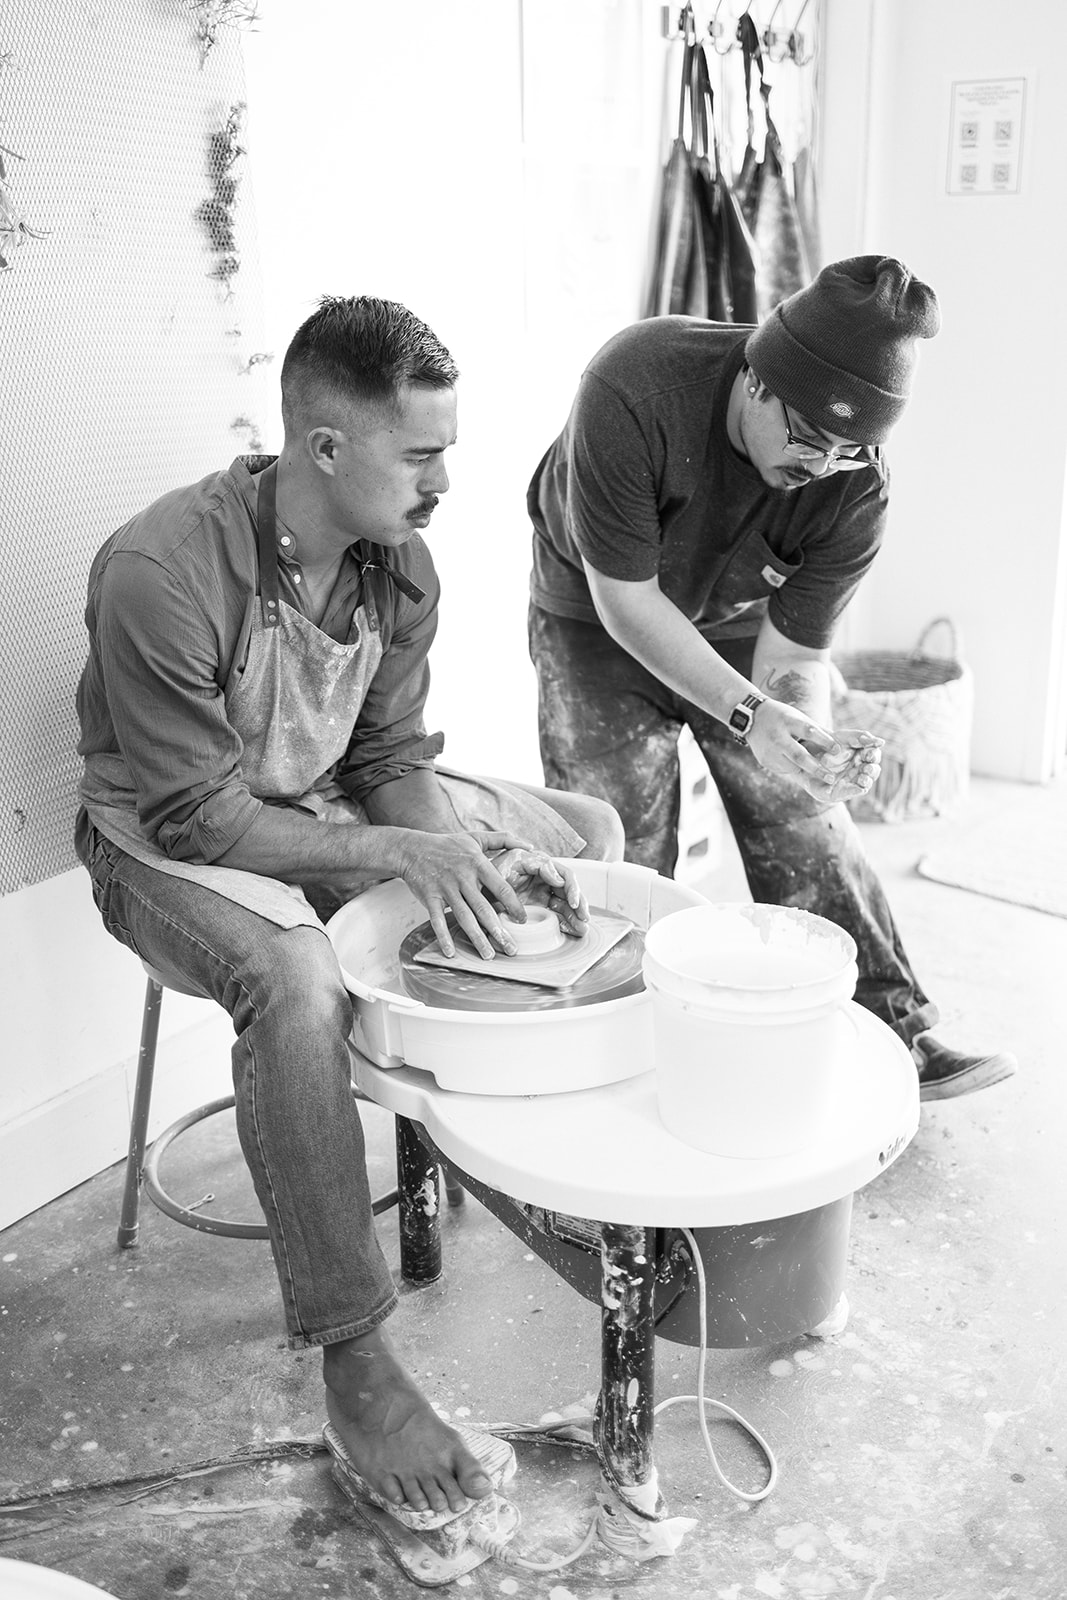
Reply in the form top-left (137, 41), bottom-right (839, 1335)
top-left (779, 398), bottom-right (872, 473)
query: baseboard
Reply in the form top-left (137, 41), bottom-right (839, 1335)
top-left (0, 1011), bottom-right (232, 1233)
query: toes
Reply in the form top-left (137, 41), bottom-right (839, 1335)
top-left (457, 1464), bottom-right (493, 1503)
top-left (397, 1474), bottom-right (432, 1512)
top-left (419, 1476), bottom-right (451, 1516)
top-left (378, 1472), bottom-right (408, 1508)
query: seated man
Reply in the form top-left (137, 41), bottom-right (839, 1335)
top-left (75, 294), bottom-right (622, 1519)
top-left (526, 255), bottom-right (1015, 1101)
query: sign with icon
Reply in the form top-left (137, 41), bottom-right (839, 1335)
top-left (947, 78), bottom-right (1026, 196)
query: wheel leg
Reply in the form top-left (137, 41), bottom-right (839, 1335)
top-left (395, 1116), bottom-right (442, 1284)
top-left (596, 1223), bottom-right (658, 1495)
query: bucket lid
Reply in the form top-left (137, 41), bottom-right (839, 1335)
top-left (643, 902), bottom-right (858, 999)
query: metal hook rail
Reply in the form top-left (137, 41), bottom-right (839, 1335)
top-left (662, 0), bottom-right (815, 66)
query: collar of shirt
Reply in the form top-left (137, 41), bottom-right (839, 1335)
top-left (275, 537), bottom-right (367, 643)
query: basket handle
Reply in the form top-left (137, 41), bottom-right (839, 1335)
top-left (912, 615), bottom-right (962, 661)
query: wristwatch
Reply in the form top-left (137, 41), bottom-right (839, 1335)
top-left (727, 691), bottom-right (767, 746)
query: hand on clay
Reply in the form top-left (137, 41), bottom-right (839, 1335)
top-left (489, 847), bottom-right (590, 940)
top-left (393, 828), bottom-right (539, 960)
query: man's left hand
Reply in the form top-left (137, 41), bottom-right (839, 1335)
top-left (487, 846), bottom-right (590, 939)
top-left (798, 727), bottom-right (884, 804)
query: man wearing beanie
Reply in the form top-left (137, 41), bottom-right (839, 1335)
top-left (526, 255), bottom-right (1016, 1100)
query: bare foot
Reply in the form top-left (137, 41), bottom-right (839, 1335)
top-left (323, 1325), bottom-right (493, 1515)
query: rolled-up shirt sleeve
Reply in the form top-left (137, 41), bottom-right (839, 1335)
top-left (333, 552), bottom-right (446, 802)
top-left (88, 550), bottom-right (262, 861)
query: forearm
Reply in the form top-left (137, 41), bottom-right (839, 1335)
top-left (213, 804), bottom-right (410, 884)
top-left (751, 650), bottom-right (832, 725)
top-left (214, 768), bottom-right (467, 886)
top-left (584, 567), bottom-right (755, 725)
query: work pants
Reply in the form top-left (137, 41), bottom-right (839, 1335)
top-left (529, 604), bottom-right (938, 1047)
top-left (80, 821), bottom-right (398, 1350)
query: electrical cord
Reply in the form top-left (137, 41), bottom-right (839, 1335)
top-left (487, 1225), bottom-right (778, 1568)
top-left (657, 1225), bottom-right (777, 1502)
top-left (3, 1232), bottom-right (776, 1570)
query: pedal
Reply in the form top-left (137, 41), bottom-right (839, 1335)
top-left (323, 1422), bottom-right (520, 1586)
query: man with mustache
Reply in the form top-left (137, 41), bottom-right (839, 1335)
top-left (75, 295), bottom-right (622, 1522)
top-left (527, 256), bottom-right (1015, 1103)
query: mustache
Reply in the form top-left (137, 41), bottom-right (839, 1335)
top-left (408, 496), bottom-right (439, 520)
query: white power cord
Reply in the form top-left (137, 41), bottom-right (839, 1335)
top-left (486, 1224), bottom-right (778, 1568)
top-left (656, 1225), bottom-right (778, 1502)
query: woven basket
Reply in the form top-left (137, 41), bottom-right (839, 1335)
top-left (831, 617), bottom-right (973, 824)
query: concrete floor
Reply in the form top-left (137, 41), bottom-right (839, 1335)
top-left (1, 774), bottom-right (1064, 1600)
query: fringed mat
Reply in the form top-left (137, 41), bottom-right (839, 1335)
top-left (916, 785), bottom-right (1067, 919)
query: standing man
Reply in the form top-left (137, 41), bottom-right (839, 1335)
top-left (527, 255), bottom-right (1015, 1101)
top-left (76, 296), bottom-right (622, 1518)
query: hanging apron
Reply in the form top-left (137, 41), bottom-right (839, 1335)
top-left (86, 465), bottom-right (584, 928)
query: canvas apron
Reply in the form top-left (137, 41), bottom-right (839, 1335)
top-left (86, 467), bottom-right (585, 929)
top-left (85, 464), bottom-right (385, 929)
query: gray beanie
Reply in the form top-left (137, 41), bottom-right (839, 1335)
top-left (744, 256), bottom-right (941, 444)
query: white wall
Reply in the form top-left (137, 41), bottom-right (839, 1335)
top-left (0, 0), bottom-right (265, 1231)
top-left (241, 0), bottom-right (670, 780)
top-left (820, 0), bottom-right (1067, 780)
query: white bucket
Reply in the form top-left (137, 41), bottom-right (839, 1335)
top-left (643, 903), bottom-right (858, 1159)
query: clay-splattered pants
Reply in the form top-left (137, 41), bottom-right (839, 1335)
top-left (529, 605), bottom-right (938, 1046)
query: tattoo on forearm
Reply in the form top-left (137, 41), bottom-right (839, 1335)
top-left (761, 667), bottom-right (815, 710)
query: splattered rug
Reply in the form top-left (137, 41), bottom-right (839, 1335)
top-left (916, 782), bottom-right (1067, 919)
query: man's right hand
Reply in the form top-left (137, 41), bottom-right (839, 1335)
top-left (391, 829), bottom-right (540, 959)
top-left (747, 701), bottom-right (883, 805)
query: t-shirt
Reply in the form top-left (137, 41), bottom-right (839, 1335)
top-left (527, 317), bottom-right (888, 650)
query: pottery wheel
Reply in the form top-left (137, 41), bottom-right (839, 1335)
top-left (399, 908), bottom-right (646, 1013)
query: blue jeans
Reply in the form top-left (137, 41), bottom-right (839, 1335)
top-left (79, 817), bottom-right (398, 1350)
top-left (529, 605), bottom-right (938, 1047)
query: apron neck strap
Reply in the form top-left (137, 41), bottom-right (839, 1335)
top-left (256, 461), bottom-right (427, 620)
top-left (256, 461), bottom-right (282, 629)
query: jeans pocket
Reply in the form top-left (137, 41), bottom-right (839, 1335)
top-left (83, 827), bottom-right (139, 954)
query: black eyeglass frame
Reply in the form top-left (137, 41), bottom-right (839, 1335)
top-left (777, 396), bottom-right (874, 473)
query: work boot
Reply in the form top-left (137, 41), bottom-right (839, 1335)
top-left (912, 1034), bottom-right (1018, 1102)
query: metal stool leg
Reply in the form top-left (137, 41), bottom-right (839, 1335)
top-left (119, 978), bottom-right (402, 1248)
top-left (395, 1115), bottom-right (442, 1284)
top-left (117, 978), bottom-right (164, 1249)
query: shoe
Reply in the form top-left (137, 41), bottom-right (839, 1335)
top-left (912, 1034), bottom-right (1018, 1101)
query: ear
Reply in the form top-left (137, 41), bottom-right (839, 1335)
top-left (306, 426), bottom-right (340, 475)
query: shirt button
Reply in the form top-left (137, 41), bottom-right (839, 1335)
top-left (293, 573), bottom-right (302, 584)
top-left (280, 535), bottom-right (292, 548)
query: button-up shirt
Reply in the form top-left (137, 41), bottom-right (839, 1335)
top-left (76, 456), bottom-right (444, 863)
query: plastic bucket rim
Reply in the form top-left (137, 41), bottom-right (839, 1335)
top-left (642, 901), bottom-right (858, 995)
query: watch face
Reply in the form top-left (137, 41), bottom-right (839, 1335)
top-left (729, 705), bottom-right (751, 733)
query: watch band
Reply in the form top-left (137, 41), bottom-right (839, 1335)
top-left (728, 691), bottom-right (766, 745)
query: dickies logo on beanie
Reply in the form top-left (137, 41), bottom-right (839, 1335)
top-left (744, 256), bottom-right (941, 445)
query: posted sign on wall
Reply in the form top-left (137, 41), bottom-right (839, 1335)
top-left (947, 78), bottom-right (1026, 196)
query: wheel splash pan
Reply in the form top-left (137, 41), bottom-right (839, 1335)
top-left (325, 859), bottom-right (708, 1096)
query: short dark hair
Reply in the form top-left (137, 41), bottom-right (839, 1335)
top-left (280, 295), bottom-right (458, 436)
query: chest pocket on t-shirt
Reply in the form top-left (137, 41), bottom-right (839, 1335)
top-left (710, 528), bottom-right (803, 621)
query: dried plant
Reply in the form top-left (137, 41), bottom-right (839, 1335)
top-left (0, 144), bottom-right (47, 270)
top-left (194, 103), bottom-right (245, 295)
top-left (191, 0), bottom-right (259, 68)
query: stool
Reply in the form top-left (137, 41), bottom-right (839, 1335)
top-left (117, 962), bottom-right (463, 1263)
